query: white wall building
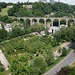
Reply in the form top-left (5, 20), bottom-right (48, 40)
top-left (60, 24), bottom-right (68, 28)
top-left (38, 0), bottom-right (47, 3)
top-left (49, 26), bottom-right (60, 35)
top-left (49, 0), bottom-right (55, 4)
top-left (49, 25), bottom-right (68, 35)
top-left (5, 24), bottom-right (12, 32)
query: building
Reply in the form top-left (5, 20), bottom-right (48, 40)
top-left (22, 5), bottom-right (33, 9)
top-left (38, 0), bottom-right (47, 3)
top-left (60, 24), bottom-right (68, 28)
top-left (48, 24), bottom-right (68, 35)
top-left (0, 23), bottom-right (12, 32)
top-left (49, 26), bottom-right (60, 35)
top-left (49, 0), bottom-right (54, 4)
top-left (5, 24), bottom-right (12, 32)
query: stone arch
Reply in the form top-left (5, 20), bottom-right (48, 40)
top-left (32, 18), bottom-right (37, 25)
top-left (39, 18), bottom-right (45, 24)
top-left (53, 19), bottom-right (59, 27)
top-left (26, 18), bottom-right (30, 26)
top-left (68, 19), bottom-right (74, 26)
top-left (19, 18), bottom-right (24, 23)
top-left (60, 19), bottom-right (66, 25)
top-left (46, 19), bottom-right (51, 30)
top-left (46, 19), bottom-right (51, 23)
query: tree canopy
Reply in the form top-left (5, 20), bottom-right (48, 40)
top-left (7, 2), bottom-right (75, 17)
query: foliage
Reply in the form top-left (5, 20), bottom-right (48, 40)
top-left (5, 43), bottom-right (14, 54)
top-left (8, 3), bottom-right (33, 17)
top-left (1, 25), bottom-right (74, 74)
top-left (1, 34), bottom-right (57, 75)
top-left (0, 15), bottom-right (14, 23)
top-left (61, 47), bottom-right (67, 56)
top-left (12, 24), bottom-right (44, 38)
top-left (0, 23), bottom-right (7, 42)
top-left (7, 2), bottom-right (75, 17)
top-left (0, 22), bottom-right (44, 42)
top-left (45, 28), bottom-right (49, 36)
top-left (58, 47), bottom-right (62, 54)
top-left (32, 56), bottom-right (46, 75)
top-left (56, 66), bottom-right (75, 75)
top-left (54, 26), bottom-right (75, 42)
top-left (0, 2), bottom-right (7, 8)
top-left (0, 7), bottom-right (1, 12)
top-left (0, 61), bottom-right (4, 72)
top-left (45, 46), bottom-right (54, 66)
top-left (69, 67), bottom-right (75, 75)
top-left (54, 11), bottom-right (66, 17)
top-left (10, 54), bottom-right (30, 75)
top-left (56, 67), bottom-right (70, 75)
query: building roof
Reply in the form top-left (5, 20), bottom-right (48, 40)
top-left (22, 5), bottom-right (33, 9)
top-left (60, 24), bottom-right (68, 28)
top-left (5, 24), bottom-right (12, 29)
top-left (50, 26), bottom-right (60, 30)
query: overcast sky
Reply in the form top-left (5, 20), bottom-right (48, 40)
top-left (0, 0), bottom-right (75, 5)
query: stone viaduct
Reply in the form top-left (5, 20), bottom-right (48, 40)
top-left (15, 17), bottom-right (75, 28)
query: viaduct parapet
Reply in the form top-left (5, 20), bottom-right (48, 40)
top-left (13, 17), bottom-right (75, 28)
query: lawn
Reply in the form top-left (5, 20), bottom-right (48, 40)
top-left (1, 70), bottom-right (11, 75)
top-left (71, 61), bottom-right (75, 67)
top-left (0, 7), bottom-right (10, 16)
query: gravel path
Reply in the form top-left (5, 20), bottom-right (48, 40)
top-left (0, 50), bottom-right (9, 70)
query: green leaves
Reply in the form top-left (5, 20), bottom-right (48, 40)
top-left (10, 55), bottom-right (30, 75)
top-left (54, 26), bottom-right (75, 42)
top-left (0, 61), bottom-right (4, 72)
top-left (5, 43), bottom-right (14, 54)
top-left (32, 56), bottom-right (46, 74)
top-left (0, 23), bottom-right (7, 42)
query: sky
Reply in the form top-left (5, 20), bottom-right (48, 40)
top-left (0, 0), bottom-right (75, 5)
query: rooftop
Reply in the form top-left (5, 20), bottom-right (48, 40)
top-left (50, 26), bottom-right (60, 30)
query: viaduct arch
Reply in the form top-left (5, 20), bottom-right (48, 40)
top-left (15, 17), bottom-right (75, 28)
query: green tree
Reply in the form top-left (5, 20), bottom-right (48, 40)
top-left (0, 23), bottom-right (7, 42)
top-left (58, 47), bottom-right (62, 54)
top-left (10, 55), bottom-right (30, 75)
top-left (5, 44), bottom-right (14, 54)
top-left (0, 61), bottom-right (4, 72)
top-left (23, 20), bottom-right (28, 29)
top-left (0, 7), bottom-right (1, 12)
top-left (12, 27), bottom-right (22, 37)
top-left (32, 56), bottom-right (46, 75)
top-left (45, 46), bottom-right (54, 66)
top-left (61, 47), bottom-right (67, 56)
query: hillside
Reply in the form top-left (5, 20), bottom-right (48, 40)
top-left (0, 6), bottom-right (12, 16)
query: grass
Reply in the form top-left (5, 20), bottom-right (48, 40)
top-left (1, 70), bottom-right (11, 75)
top-left (0, 7), bottom-right (10, 16)
top-left (71, 61), bottom-right (75, 67)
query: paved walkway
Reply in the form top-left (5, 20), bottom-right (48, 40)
top-left (0, 50), bottom-right (9, 70)
top-left (44, 50), bottom-right (75, 75)
top-left (53, 42), bottom-right (71, 59)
